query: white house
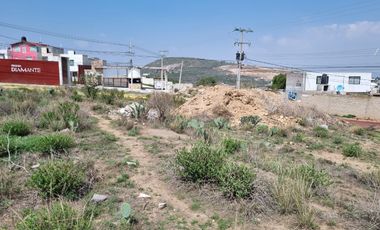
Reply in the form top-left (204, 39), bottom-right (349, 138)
top-left (60, 50), bottom-right (90, 82)
top-left (286, 72), bottom-right (373, 94)
top-left (0, 49), bottom-right (7, 59)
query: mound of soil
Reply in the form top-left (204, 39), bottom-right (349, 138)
top-left (176, 85), bottom-right (297, 127)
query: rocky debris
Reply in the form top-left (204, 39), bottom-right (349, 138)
top-left (158, 202), bottom-right (167, 209)
top-left (91, 194), bottom-right (108, 203)
top-left (137, 193), bottom-right (151, 198)
top-left (176, 85), bottom-right (297, 127)
top-left (31, 164), bottom-right (40, 169)
top-left (147, 108), bottom-right (160, 121)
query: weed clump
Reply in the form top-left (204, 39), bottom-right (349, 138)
top-left (2, 119), bottom-right (32, 136)
top-left (168, 115), bottom-right (188, 133)
top-left (24, 133), bottom-right (75, 154)
top-left (256, 124), bottom-right (269, 134)
top-left (16, 201), bottom-right (93, 230)
top-left (240, 115), bottom-right (261, 128)
top-left (313, 126), bottom-right (328, 138)
top-left (176, 142), bottom-right (224, 183)
top-left (217, 162), bottom-right (255, 198)
top-left (29, 160), bottom-right (87, 199)
top-left (342, 143), bottom-right (362, 157)
top-left (221, 138), bottom-right (241, 155)
top-left (0, 169), bottom-right (20, 200)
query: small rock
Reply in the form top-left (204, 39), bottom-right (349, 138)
top-left (91, 194), bottom-right (108, 203)
top-left (31, 164), bottom-right (40, 169)
top-left (138, 193), bottom-right (151, 198)
top-left (60, 128), bottom-right (71, 133)
top-left (158, 202), bottom-right (167, 209)
top-left (319, 124), bottom-right (329, 130)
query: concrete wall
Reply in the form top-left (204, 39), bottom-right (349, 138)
top-left (300, 94), bottom-right (380, 120)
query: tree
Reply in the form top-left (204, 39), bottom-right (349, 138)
top-left (196, 77), bottom-right (217, 86)
top-left (271, 74), bottom-right (286, 90)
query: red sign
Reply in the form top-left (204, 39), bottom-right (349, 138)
top-left (0, 59), bottom-right (60, 85)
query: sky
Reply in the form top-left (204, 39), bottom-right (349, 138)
top-left (1, 0), bottom-right (380, 70)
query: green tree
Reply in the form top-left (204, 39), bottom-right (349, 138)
top-left (271, 74), bottom-right (287, 90)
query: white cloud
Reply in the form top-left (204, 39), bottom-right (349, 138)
top-left (254, 21), bottom-right (380, 67)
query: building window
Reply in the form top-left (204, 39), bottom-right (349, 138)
top-left (316, 74), bottom-right (329, 84)
top-left (30, 46), bottom-right (37, 52)
top-left (349, 76), bottom-right (361, 85)
top-left (13, 46), bottom-right (20, 52)
top-left (22, 46), bottom-right (26, 53)
top-left (69, 60), bottom-right (75, 66)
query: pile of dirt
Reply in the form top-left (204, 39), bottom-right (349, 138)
top-left (176, 85), bottom-right (297, 127)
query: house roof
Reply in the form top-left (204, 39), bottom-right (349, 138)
top-left (10, 41), bottom-right (49, 47)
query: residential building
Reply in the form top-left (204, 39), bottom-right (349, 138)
top-left (7, 36), bottom-right (63, 60)
top-left (286, 72), bottom-right (373, 95)
top-left (0, 49), bottom-right (7, 59)
top-left (60, 50), bottom-right (90, 82)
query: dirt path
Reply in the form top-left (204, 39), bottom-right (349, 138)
top-left (92, 114), bottom-right (209, 223)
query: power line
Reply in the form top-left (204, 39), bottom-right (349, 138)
top-left (0, 20), bottom-right (160, 56)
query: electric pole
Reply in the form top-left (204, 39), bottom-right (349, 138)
top-left (233, 27), bottom-right (253, 89)
top-left (159, 50), bottom-right (168, 90)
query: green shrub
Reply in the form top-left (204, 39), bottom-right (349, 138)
top-left (270, 127), bottom-right (288, 137)
top-left (127, 127), bottom-right (140, 136)
top-left (196, 77), bottom-right (217, 86)
top-left (287, 164), bottom-right (332, 188)
top-left (313, 126), bottom-right (328, 138)
top-left (333, 136), bottom-right (343, 145)
top-left (212, 117), bottom-right (230, 130)
top-left (342, 143), bottom-right (362, 157)
top-left (271, 74), bottom-right (286, 90)
top-left (24, 134), bottom-right (75, 154)
top-left (256, 124), bottom-right (269, 134)
top-left (353, 127), bottom-right (365, 136)
top-left (176, 142), bottom-right (224, 182)
top-left (29, 160), bottom-right (87, 199)
top-left (221, 138), bottom-right (241, 155)
top-left (293, 133), bottom-right (305, 143)
top-left (168, 116), bottom-right (188, 133)
top-left (0, 135), bottom-right (21, 156)
top-left (2, 120), bottom-right (32, 136)
top-left (240, 115), bottom-right (261, 127)
top-left (342, 114), bottom-right (356, 118)
top-left (16, 201), bottom-right (93, 230)
top-left (217, 162), bottom-right (255, 198)
top-left (70, 91), bottom-right (83, 102)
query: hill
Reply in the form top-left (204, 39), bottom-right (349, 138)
top-left (144, 57), bottom-right (275, 87)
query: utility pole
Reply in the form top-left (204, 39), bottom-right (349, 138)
top-left (179, 60), bottom-right (184, 85)
top-left (159, 50), bottom-right (168, 90)
top-left (233, 27), bottom-right (253, 89)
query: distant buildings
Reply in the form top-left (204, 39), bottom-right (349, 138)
top-left (286, 72), bottom-right (373, 96)
top-left (61, 50), bottom-right (91, 82)
top-left (7, 36), bottom-right (63, 60)
top-left (0, 49), bottom-right (7, 59)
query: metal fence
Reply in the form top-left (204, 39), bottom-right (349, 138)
top-left (103, 78), bottom-right (128, 88)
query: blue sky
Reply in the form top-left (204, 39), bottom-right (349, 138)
top-left (1, 0), bottom-right (380, 68)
